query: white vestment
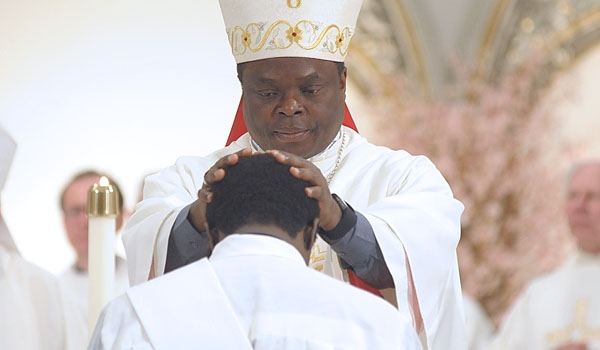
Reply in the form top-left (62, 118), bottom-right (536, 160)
top-left (91, 234), bottom-right (422, 349)
top-left (463, 294), bottom-right (494, 350)
top-left (59, 256), bottom-right (130, 336)
top-left (0, 222), bottom-right (87, 350)
top-left (0, 123), bottom-right (87, 349)
top-left (489, 250), bottom-right (600, 349)
top-left (123, 126), bottom-right (466, 349)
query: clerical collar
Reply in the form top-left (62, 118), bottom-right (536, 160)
top-left (575, 249), bottom-right (600, 265)
top-left (249, 128), bottom-right (343, 160)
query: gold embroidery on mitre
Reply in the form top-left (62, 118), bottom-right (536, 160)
top-left (227, 20), bottom-right (353, 58)
top-left (286, 25), bottom-right (303, 43)
top-left (287, 0), bottom-right (302, 8)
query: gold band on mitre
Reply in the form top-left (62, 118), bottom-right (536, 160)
top-left (219, 0), bottom-right (363, 63)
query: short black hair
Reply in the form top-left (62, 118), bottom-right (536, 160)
top-left (205, 154), bottom-right (319, 237)
top-left (236, 61), bottom-right (346, 83)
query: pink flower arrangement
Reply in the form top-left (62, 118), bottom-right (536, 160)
top-left (367, 56), bottom-right (580, 325)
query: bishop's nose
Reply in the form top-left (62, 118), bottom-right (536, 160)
top-left (277, 92), bottom-right (304, 117)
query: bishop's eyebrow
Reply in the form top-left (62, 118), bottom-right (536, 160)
top-left (256, 77), bottom-right (276, 85)
top-left (300, 72), bottom-right (323, 83)
top-left (255, 72), bottom-right (324, 86)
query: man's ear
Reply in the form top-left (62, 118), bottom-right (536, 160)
top-left (340, 66), bottom-right (348, 90)
top-left (303, 218), bottom-right (319, 251)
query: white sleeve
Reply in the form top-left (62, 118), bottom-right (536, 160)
top-left (122, 156), bottom-right (210, 285)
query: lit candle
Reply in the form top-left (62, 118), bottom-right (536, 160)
top-left (86, 176), bottom-right (119, 338)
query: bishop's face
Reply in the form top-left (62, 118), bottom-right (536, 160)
top-left (240, 57), bottom-right (347, 159)
top-left (565, 163), bottom-right (600, 254)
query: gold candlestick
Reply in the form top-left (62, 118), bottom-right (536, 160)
top-left (87, 176), bottom-right (119, 217)
top-left (87, 176), bottom-right (120, 339)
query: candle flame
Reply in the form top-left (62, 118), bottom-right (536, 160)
top-left (99, 176), bottom-right (110, 187)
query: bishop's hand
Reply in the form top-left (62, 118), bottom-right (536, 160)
top-left (266, 149), bottom-right (342, 232)
top-left (189, 148), bottom-right (255, 232)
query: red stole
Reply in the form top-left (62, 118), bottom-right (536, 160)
top-left (226, 96), bottom-right (382, 298)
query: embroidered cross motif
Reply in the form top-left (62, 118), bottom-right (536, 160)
top-left (310, 244), bottom-right (327, 264)
top-left (547, 298), bottom-right (600, 345)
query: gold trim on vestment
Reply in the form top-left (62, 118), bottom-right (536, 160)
top-left (547, 298), bottom-right (600, 344)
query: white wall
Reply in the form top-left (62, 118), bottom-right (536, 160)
top-left (0, 0), bottom-right (241, 274)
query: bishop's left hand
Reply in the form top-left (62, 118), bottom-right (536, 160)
top-left (266, 150), bottom-right (342, 231)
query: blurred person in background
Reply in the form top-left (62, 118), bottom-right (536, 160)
top-left (463, 293), bottom-right (494, 350)
top-left (58, 169), bottom-right (130, 338)
top-left (489, 161), bottom-right (600, 350)
top-left (0, 124), bottom-right (86, 349)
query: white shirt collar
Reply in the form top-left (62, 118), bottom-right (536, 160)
top-left (210, 234), bottom-right (307, 267)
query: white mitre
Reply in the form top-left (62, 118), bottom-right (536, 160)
top-left (0, 123), bottom-right (19, 254)
top-left (219, 0), bottom-right (363, 63)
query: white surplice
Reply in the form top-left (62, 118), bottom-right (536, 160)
top-left (1, 123), bottom-right (89, 348)
top-left (58, 256), bottom-right (130, 339)
top-left (91, 234), bottom-right (421, 349)
top-left (0, 223), bottom-right (87, 350)
top-left (489, 250), bottom-right (600, 349)
top-left (123, 126), bottom-right (466, 349)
